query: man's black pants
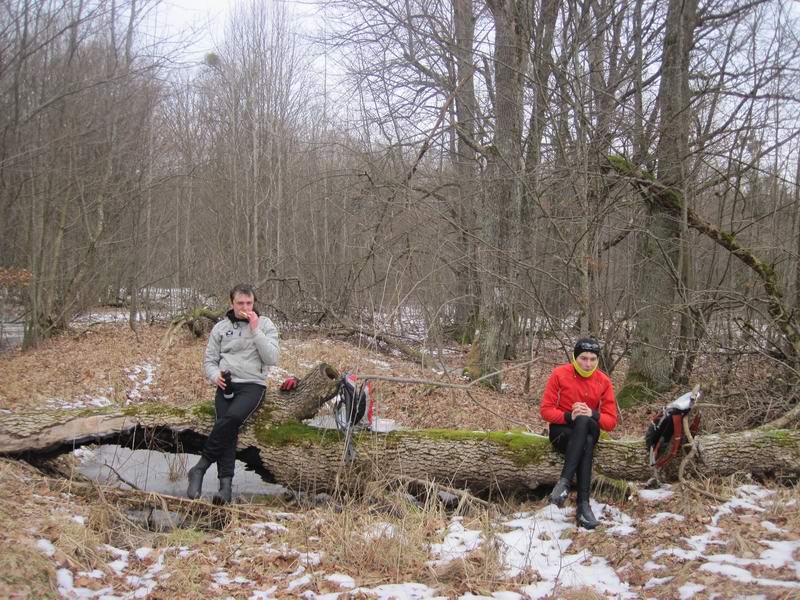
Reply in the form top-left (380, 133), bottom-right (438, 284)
top-left (202, 382), bottom-right (265, 478)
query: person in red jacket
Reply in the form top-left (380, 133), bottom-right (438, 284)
top-left (540, 337), bottom-right (617, 529)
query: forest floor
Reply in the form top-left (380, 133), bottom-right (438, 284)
top-left (0, 319), bottom-right (798, 599)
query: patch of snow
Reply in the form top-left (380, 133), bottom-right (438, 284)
top-left (365, 522), bottom-right (396, 540)
top-left (250, 522), bottom-right (289, 534)
top-left (248, 588), bottom-right (278, 600)
top-left (459, 594), bottom-right (523, 600)
top-left (644, 575), bottom-right (673, 589)
top-left (326, 573), bottom-right (356, 588)
top-left (212, 570), bottom-right (233, 586)
top-left (73, 447), bottom-right (94, 459)
top-left (370, 417), bottom-right (405, 432)
top-left (301, 591), bottom-right (341, 600)
top-left (644, 560), bottom-right (665, 571)
top-left (77, 570), bottom-right (104, 579)
top-left (699, 562), bottom-right (800, 588)
top-left (498, 504), bottom-right (635, 599)
top-left (428, 518), bottom-right (483, 565)
top-left (678, 582), bottom-right (705, 599)
top-left (711, 496), bottom-right (765, 526)
top-left (135, 547), bottom-right (153, 560)
top-left (48, 394), bottom-right (114, 410)
top-left (72, 515), bottom-right (86, 525)
top-left (36, 539), bottom-right (55, 557)
top-left (352, 582), bottom-right (446, 599)
top-left (602, 502), bottom-right (636, 536)
top-left (299, 551), bottom-right (323, 566)
top-left (638, 485), bottom-right (674, 502)
top-left (125, 362), bottom-right (157, 403)
top-left (367, 358), bottom-right (392, 370)
top-left (760, 520), bottom-right (783, 533)
top-left (649, 512), bottom-right (685, 525)
top-left (266, 365), bottom-right (292, 381)
top-left (286, 574), bottom-right (312, 591)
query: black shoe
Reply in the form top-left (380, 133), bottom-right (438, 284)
top-left (549, 477), bottom-right (570, 507)
top-left (576, 501), bottom-right (600, 529)
top-left (186, 456), bottom-right (211, 499)
top-left (213, 477), bottom-right (233, 505)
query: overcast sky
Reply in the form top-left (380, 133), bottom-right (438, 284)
top-left (149, 0), bottom-right (321, 62)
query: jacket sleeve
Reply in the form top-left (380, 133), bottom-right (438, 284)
top-left (598, 380), bottom-right (618, 431)
top-left (253, 316), bottom-right (279, 367)
top-left (540, 370), bottom-right (566, 425)
top-left (203, 326), bottom-right (222, 384)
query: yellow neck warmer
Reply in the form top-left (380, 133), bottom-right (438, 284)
top-left (571, 354), bottom-right (597, 378)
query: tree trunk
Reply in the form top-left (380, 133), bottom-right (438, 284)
top-left (2, 364), bottom-right (798, 496)
top-left (479, 0), bottom-right (533, 386)
top-left (623, 0), bottom-right (698, 405)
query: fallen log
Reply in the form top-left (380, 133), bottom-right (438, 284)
top-left (1, 364), bottom-right (798, 495)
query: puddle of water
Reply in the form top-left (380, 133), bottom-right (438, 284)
top-left (0, 321), bottom-right (24, 352)
top-left (304, 401), bottom-right (406, 433)
top-left (305, 413), bottom-right (405, 432)
top-left (75, 445), bottom-right (287, 499)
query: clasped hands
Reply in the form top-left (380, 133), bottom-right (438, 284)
top-left (571, 402), bottom-right (592, 419)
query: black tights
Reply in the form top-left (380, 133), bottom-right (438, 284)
top-left (549, 416), bottom-right (600, 502)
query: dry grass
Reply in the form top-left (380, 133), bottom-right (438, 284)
top-left (1, 323), bottom-right (800, 598)
top-left (1, 455), bottom-right (799, 599)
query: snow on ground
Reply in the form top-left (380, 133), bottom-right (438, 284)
top-left (649, 485), bottom-right (800, 595)
top-left (124, 362), bottom-right (157, 403)
top-left (38, 482), bottom-right (800, 599)
top-left (40, 358), bottom-right (161, 410)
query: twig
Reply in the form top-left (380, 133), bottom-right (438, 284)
top-left (677, 415), bottom-right (728, 503)
top-left (394, 475), bottom-right (489, 508)
top-left (102, 461), bottom-right (142, 491)
top-left (357, 358), bottom-right (540, 431)
top-left (356, 357), bottom-right (540, 391)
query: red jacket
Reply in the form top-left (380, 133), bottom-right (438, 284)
top-left (540, 363), bottom-right (617, 432)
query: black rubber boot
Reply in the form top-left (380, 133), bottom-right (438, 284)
top-left (575, 442), bottom-right (599, 529)
top-left (576, 501), bottom-right (600, 529)
top-left (549, 477), bottom-right (570, 507)
top-left (186, 456), bottom-right (211, 499)
top-left (214, 477), bottom-right (233, 505)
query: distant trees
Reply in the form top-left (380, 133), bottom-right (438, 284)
top-left (0, 0), bottom-right (167, 346)
top-left (0, 0), bottom-right (799, 404)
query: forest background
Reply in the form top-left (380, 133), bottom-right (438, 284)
top-left (2, 0), bottom-right (800, 408)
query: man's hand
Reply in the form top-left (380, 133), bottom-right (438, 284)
top-left (571, 402), bottom-right (592, 419)
top-left (216, 372), bottom-right (227, 390)
top-left (241, 310), bottom-right (259, 332)
top-left (280, 377), bottom-right (299, 392)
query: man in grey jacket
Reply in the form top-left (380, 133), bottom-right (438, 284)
top-left (187, 283), bottom-right (279, 503)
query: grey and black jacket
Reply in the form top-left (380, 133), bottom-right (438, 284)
top-left (203, 309), bottom-right (279, 386)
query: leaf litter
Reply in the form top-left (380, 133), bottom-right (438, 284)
top-left (0, 323), bottom-right (798, 599)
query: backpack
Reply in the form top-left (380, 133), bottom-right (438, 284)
top-left (333, 373), bottom-right (373, 432)
top-left (645, 388), bottom-right (701, 469)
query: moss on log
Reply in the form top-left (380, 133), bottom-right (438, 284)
top-left (1, 363), bottom-right (799, 496)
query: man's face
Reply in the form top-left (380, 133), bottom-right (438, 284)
top-left (576, 352), bottom-right (598, 371)
top-left (231, 293), bottom-right (254, 319)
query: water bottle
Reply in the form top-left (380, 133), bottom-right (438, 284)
top-left (222, 370), bottom-right (234, 400)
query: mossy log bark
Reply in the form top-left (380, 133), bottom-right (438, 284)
top-left (1, 364), bottom-right (799, 495)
